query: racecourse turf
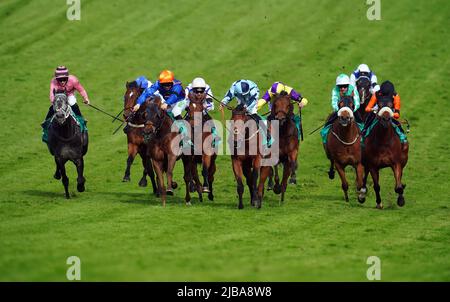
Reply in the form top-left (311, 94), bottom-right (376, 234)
top-left (0, 0), bottom-right (449, 281)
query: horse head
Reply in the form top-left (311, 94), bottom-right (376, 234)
top-left (271, 92), bottom-right (292, 124)
top-left (357, 77), bottom-right (371, 106)
top-left (143, 97), bottom-right (164, 137)
top-left (187, 91), bottom-right (205, 127)
top-left (124, 81), bottom-right (144, 119)
top-left (53, 91), bottom-right (70, 125)
top-left (377, 96), bottom-right (395, 128)
top-left (337, 96), bottom-right (355, 127)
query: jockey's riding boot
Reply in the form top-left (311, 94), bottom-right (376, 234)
top-left (71, 104), bottom-right (82, 117)
top-left (42, 106), bottom-right (55, 127)
top-left (123, 124), bottom-right (129, 134)
top-left (354, 110), bottom-right (363, 124)
top-left (392, 119), bottom-right (405, 133)
top-left (361, 113), bottom-right (375, 136)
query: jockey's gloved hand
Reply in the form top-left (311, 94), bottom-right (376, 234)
top-left (83, 98), bottom-right (90, 105)
top-left (161, 103), bottom-right (168, 110)
top-left (132, 104), bottom-right (140, 112)
top-left (299, 98), bottom-right (308, 108)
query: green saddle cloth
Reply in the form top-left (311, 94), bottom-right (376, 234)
top-left (42, 114), bottom-right (87, 143)
top-left (362, 119), bottom-right (407, 145)
top-left (320, 122), bottom-right (364, 144)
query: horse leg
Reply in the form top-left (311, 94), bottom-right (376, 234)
top-left (202, 155), bottom-right (211, 193)
top-left (392, 163), bottom-right (405, 207)
top-left (54, 165), bottom-right (61, 180)
top-left (56, 157), bottom-right (70, 199)
top-left (370, 168), bottom-right (382, 209)
top-left (182, 156), bottom-right (192, 205)
top-left (251, 160), bottom-right (261, 208)
top-left (335, 162), bottom-right (349, 202)
top-left (356, 163), bottom-right (366, 203)
top-left (258, 166), bottom-right (270, 208)
top-left (280, 161), bottom-right (291, 204)
top-left (153, 160), bottom-right (166, 207)
top-left (123, 143), bottom-right (138, 182)
top-left (192, 158), bottom-right (204, 202)
top-left (166, 154), bottom-right (177, 196)
top-left (232, 159), bottom-right (245, 209)
top-left (207, 160), bottom-right (216, 201)
top-left (273, 164), bottom-right (282, 194)
top-left (145, 155), bottom-right (158, 196)
top-left (328, 159), bottom-right (335, 180)
top-left (242, 163), bottom-right (253, 206)
top-left (289, 160), bottom-right (298, 185)
top-left (138, 149), bottom-right (148, 187)
top-left (75, 157), bottom-right (85, 193)
top-left (267, 167), bottom-right (274, 191)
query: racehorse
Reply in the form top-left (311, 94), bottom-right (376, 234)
top-left (143, 96), bottom-right (202, 206)
top-left (356, 77), bottom-right (372, 121)
top-left (324, 95), bottom-right (365, 203)
top-left (258, 93), bottom-right (299, 205)
top-left (47, 91), bottom-right (88, 198)
top-left (229, 104), bottom-right (262, 209)
top-left (122, 81), bottom-right (158, 195)
top-left (361, 97), bottom-right (409, 209)
top-left (185, 91), bottom-right (217, 201)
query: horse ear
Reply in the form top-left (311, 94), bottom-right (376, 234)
top-left (126, 81), bottom-right (129, 89)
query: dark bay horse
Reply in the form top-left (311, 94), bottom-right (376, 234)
top-left (143, 96), bottom-right (202, 206)
top-left (258, 93), bottom-right (299, 205)
top-left (122, 81), bottom-right (158, 195)
top-left (324, 96), bottom-right (365, 202)
top-left (185, 92), bottom-right (217, 201)
top-left (362, 98), bottom-right (409, 209)
top-left (228, 104), bottom-right (262, 209)
top-left (47, 92), bottom-right (88, 198)
top-left (356, 77), bottom-right (372, 121)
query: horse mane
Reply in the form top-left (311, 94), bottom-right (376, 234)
top-left (233, 103), bottom-right (247, 115)
top-left (339, 95), bottom-right (354, 110)
top-left (127, 81), bottom-right (140, 89)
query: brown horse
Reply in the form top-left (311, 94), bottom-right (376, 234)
top-left (258, 93), bottom-right (299, 205)
top-left (356, 77), bottom-right (372, 121)
top-left (361, 98), bottom-right (409, 209)
top-left (122, 81), bottom-right (157, 195)
top-left (324, 96), bottom-right (365, 202)
top-left (229, 104), bottom-right (262, 209)
top-left (143, 96), bottom-right (202, 206)
top-left (185, 91), bottom-right (217, 201)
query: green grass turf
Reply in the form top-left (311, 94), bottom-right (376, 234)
top-left (0, 0), bottom-right (449, 281)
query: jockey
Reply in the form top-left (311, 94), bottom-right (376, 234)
top-left (362, 80), bottom-right (405, 135)
top-left (257, 81), bottom-right (309, 111)
top-left (179, 77), bottom-right (214, 117)
top-left (135, 75), bottom-right (152, 89)
top-left (44, 66), bottom-right (90, 121)
top-left (350, 64), bottom-right (380, 94)
top-left (133, 70), bottom-right (185, 118)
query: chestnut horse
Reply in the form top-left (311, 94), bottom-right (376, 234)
top-left (324, 96), bottom-right (365, 202)
top-left (143, 96), bottom-right (202, 206)
top-left (185, 92), bottom-right (217, 201)
top-left (361, 98), bottom-right (409, 209)
top-left (258, 93), bottom-right (299, 205)
top-left (122, 81), bottom-right (158, 195)
top-left (229, 104), bottom-right (262, 209)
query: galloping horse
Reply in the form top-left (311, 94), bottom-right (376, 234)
top-left (185, 92), bottom-right (217, 201)
top-left (324, 96), bottom-right (365, 202)
top-left (258, 93), bottom-right (299, 205)
top-left (361, 97), bottom-right (409, 209)
top-left (122, 81), bottom-right (158, 195)
top-left (356, 77), bottom-right (372, 121)
top-left (229, 104), bottom-right (262, 209)
top-left (143, 96), bottom-right (202, 206)
top-left (47, 91), bottom-right (88, 198)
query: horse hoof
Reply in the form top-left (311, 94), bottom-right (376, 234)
top-left (166, 189), bottom-right (174, 196)
top-left (138, 179), bottom-right (147, 187)
top-left (267, 185), bottom-right (273, 191)
top-left (77, 183), bottom-right (85, 193)
top-left (171, 182), bottom-right (178, 189)
top-left (273, 184), bottom-right (282, 195)
top-left (397, 196), bottom-right (405, 207)
top-left (358, 197), bottom-right (366, 204)
top-left (54, 172), bottom-right (61, 180)
top-left (328, 170), bottom-right (335, 180)
top-left (186, 202), bottom-right (192, 206)
top-left (238, 204), bottom-right (244, 210)
top-left (155, 192), bottom-right (161, 197)
top-left (376, 203), bottom-right (384, 210)
top-left (202, 187), bottom-right (210, 193)
top-left (289, 178), bottom-right (297, 185)
top-left (122, 176), bottom-right (130, 182)
top-left (208, 193), bottom-right (214, 201)
top-left (65, 194), bottom-right (70, 199)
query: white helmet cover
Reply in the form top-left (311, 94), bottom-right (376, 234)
top-left (336, 74), bottom-right (351, 86)
top-left (357, 64), bottom-right (370, 73)
top-left (192, 77), bottom-right (206, 89)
